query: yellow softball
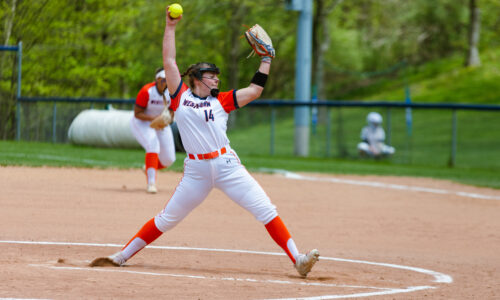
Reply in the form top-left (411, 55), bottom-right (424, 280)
top-left (168, 3), bottom-right (183, 19)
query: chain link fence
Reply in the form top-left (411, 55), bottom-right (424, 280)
top-left (15, 97), bottom-right (500, 169)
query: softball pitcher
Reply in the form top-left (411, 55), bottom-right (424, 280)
top-left (91, 6), bottom-right (319, 277)
top-left (130, 68), bottom-right (176, 193)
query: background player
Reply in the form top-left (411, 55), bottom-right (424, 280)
top-left (357, 111), bottom-right (395, 158)
top-left (130, 68), bottom-right (176, 193)
top-left (90, 6), bottom-right (319, 277)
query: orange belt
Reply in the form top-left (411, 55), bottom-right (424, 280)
top-left (188, 147), bottom-right (227, 160)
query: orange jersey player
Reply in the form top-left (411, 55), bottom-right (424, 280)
top-left (130, 68), bottom-right (176, 193)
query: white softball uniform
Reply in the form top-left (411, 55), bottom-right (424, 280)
top-left (130, 82), bottom-right (176, 167)
top-left (360, 124), bottom-right (386, 145)
top-left (154, 81), bottom-right (278, 232)
top-left (357, 125), bottom-right (395, 156)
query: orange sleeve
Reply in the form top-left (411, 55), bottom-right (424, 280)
top-left (135, 82), bottom-right (155, 108)
top-left (170, 81), bottom-right (189, 111)
top-left (217, 90), bottom-right (238, 113)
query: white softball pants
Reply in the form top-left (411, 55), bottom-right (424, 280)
top-left (357, 141), bottom-right (395, 156)
top-left (130, 117), bottom-right (176, 167)
top-left (154, 147), bottom-right (278, 232)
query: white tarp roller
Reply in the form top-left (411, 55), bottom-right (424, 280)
top-left (68, 109), bottom-right (140, 148)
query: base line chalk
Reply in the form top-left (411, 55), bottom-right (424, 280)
top-left (258, 168), bottom-right (500, 201)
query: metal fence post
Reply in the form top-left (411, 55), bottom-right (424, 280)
top-left (270, 106), bottom-right (276, 155)
top-left (16, 41), bottom-right (23, 141)
top-left (52, 102), bottom-right (57, 143)
top-left (326, 107), bottom-right (331, 157)
top-left (386, 108), bottom-right (392, 146)
top-left (449, 109), bottom-right (457, 167)
top-left (16, 102), bottom-right (21, 141)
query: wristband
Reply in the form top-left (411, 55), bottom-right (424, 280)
top-left (251, 71), bottom-right (268, 88)
top-left (261, 56), bottom-right (272, 63)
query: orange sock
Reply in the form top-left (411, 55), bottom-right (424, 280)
top-left (121, 218), bottom-right (163, 260)
top-left (145, 153), bottom-right (159, 171)
top-left (265, 216), bottom-right (296, 263)
top-left (123, 218), bottom-right (163, 249)
top-left (158, 161), bottom-right (166, 170)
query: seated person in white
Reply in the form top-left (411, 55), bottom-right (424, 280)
top-left (357, 112), bottom-right (395, 158)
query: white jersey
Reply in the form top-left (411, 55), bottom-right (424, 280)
top-left (152, 80), bottom-right (278, 233)
top-left (135, 82), bottom-right (171, 118)
top-left (169, 81), bottom-right (238, 155)
top-left (131, 81), bottom-right (177, 184)
top-left (360, 125), bottom-right (386, 145)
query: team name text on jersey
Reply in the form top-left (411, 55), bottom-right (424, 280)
top-left (183, 99), bottom-right (211, 109)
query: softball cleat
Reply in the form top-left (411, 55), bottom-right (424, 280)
top-left (147, 183), bottom-right (157, 194)
top-left (294, 249), bottom-right (320, 277)
top-left (89, 251), bottom-right (126, 267)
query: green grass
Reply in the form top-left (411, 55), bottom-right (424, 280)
top-left (1, 140), bottom-right (498, 189)
top-left (341, 48), bottom-right (500, 104)
top-left (0, 140), bottom-right (150, 169)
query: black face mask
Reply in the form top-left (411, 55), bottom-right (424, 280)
top-left (199, 79), bottom-right (220, 98)
top-left (210, 88), bottom-right (220, 97)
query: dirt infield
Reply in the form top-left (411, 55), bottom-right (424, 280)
top-left (0, 166), bottom-right (499, 299)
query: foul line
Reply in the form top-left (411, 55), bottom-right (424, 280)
top-left (1, 240), bottom-right (452, 299)
top-left (259, 168), bottom-right (500, 201)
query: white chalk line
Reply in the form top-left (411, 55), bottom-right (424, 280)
top-left (262, 285), bottom-right (433, 300)
top-left (259, 168), bottom-right (500, 201)
top-left (28, 263), bottom-right (394, 291)
top-left (1, 240), bottom-right (451, 299)
top-left (0, 299), bottom-right (51, 300)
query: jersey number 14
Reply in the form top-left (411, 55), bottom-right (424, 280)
top-left (204, 109), bottom-right (214, 122)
